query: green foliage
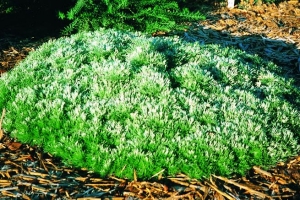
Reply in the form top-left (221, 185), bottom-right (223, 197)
top-left (0, 0), bottom-right (14, 13)
top-left (0, 0), bottom-right (74, 14)
top-left (1, 29), bottom-right (300, 179)
top-left (58, 0), bottom-right (205, 34)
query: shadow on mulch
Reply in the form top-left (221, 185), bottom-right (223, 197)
top-left (179, 1), bottom-right (300, 80)
top-left (0, 7), bottom-right (69, 73)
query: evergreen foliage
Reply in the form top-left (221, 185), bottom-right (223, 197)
top-left (0, 0), bottom-right (73, 14)
top-left (1, 29), bottom-right (300, 179)
top-left (58, 0), bottom-right (205, 34)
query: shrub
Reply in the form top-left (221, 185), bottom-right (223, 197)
top-left (58, 0), bottom-right (205, 34)
top-left (0, 0), bottom-right (11, 13)
top-left (0, 0), bottom-right (73, 14)
top-left (1, 29), bottom-right (300, 179)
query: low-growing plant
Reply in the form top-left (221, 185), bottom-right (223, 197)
top-left (0, 29), bottom-right (300, 179)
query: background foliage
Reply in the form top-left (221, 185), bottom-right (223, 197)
top-left (58, 0), bottom-right (204, 34)
top-left (0, 0), bottom-right (74, 14)
top-left (0, 0), bottom-right (286, 34)
top-left (1, 29), bottom-right (299, 179)
top-left (0, 0), bottom-right (285, 14)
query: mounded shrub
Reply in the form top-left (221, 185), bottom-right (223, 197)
top-left (0, 29), bottom-right (300, 179)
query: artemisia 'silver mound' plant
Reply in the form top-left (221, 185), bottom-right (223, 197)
top-left (0, 29), bottom-right (299, 179)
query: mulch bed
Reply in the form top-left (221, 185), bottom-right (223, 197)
top-left (1, 1), bottom-right (300, 199)
top-left (184, 1), bottom-right (300, 79)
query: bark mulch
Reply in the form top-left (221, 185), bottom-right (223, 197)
top-left (1, 1), bottom-right (300, 199)
top-left (180, 0), bottom-right (300, 79)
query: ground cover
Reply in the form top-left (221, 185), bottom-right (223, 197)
top-left (1, 28), bottom-right (300, 181)
top-left (0, 0), bottom-right (298, 199)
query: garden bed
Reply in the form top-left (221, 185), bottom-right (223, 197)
top-left (0, 1), bottom-right (300, 199)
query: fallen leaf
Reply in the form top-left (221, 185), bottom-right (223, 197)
top-left (7, 142), bottom-right (22, 151)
